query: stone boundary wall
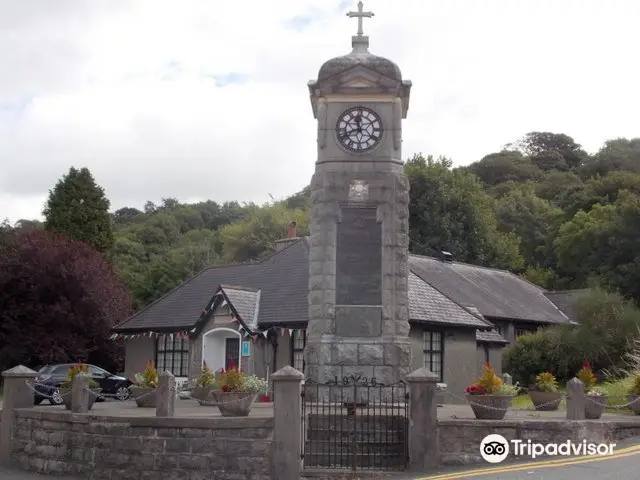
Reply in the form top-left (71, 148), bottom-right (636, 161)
top-left (439, 419), bottom-right (640, 465)
top-left (11, 409), bottom-right (273, 480)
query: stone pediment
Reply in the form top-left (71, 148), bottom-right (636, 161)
top-left (311, 64), bottom-right (403, 93)
top-left (308, 64), bottom-right (412, 118)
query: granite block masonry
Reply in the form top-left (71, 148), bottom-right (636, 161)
top-left (305, 13), bottom-right (413, 391)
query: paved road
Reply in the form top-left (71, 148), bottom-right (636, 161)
top-left (2, 439), bottom-right (639, 479)
top-left (417, 438), bottom-right (640, 480)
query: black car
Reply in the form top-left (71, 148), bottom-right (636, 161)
top-left (34, 363), bottom-right (133, 405)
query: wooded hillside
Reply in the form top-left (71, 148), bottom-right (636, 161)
top-left (5, 132), bottom-right (640, 311)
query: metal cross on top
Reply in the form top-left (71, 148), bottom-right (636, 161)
top-left (347, 1), bottom-right (374, 37)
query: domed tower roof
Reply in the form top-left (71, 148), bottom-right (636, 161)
top-left (317, 2), bottom-right (402, 82)
top-left (318, 50), bottom-right (402, 82)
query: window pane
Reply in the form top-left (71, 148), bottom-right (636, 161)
top-left (293, 351), bottom-right (304, 373)
top-left (432, 332), bottom-right (442, 352)
top-left (423, 330), bottom-right (443, 382)
top-left (180, 352), bottom-right (190, 376)
top-left (156, 353), bottom-right (166, 371)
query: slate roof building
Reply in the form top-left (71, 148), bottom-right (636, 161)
top-left (113, 231), bottom-right (574, 401)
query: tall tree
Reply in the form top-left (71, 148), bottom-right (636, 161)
top-left (495, 184), bottom-right (564, 269)
top-left (554, 190), bottom-right (640, 300)
top-left (466, 150), bottom-right (541, 186)
top-left (43, 167), bottom-right (114, 253)
top-left (406, 154), bottom-right (523, 270)
top-left (0, 229), bottom-right (132, 373)
top-left (580, 137), bottom-right (640, 177)
top-left (218, 202), bottom-right (309, 263)
top-left (516, 132), bottom-right (589, 171)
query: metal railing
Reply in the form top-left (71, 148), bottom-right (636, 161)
top-left (301, 374), bottom-right (409, 472)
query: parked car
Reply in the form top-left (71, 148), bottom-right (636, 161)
top-left (34, 363), bottom-right (133, 405)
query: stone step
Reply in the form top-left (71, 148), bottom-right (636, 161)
top-left (305, 429), bottom-right (407, 442)
top-left (303, 451), bottom-right (408, 469)
top-left (305, 440), bottom-right (406, 452)
top-left (305, 414), bottom-right (408, 430)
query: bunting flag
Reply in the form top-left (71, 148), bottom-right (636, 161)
top-left (110, 326), bottom-right (302, 342)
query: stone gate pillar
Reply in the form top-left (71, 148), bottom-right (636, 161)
top-left (0, 365), bottom-right (38, 463)
top-left (407, 367), bottom-right (440, 471)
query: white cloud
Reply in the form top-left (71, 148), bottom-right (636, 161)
top-left (1, 0), bottom-right (639, 222)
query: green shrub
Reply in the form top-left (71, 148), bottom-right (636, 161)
top-left (503, 328), bottom-right (562, 385)
top-left (504, 287), bottom-right (640, 386)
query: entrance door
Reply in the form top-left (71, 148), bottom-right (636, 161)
top-left (225, 338), bottom-right (240, 370)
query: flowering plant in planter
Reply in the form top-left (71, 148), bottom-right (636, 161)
top-left (58, 361), bottom-right (101, 411)
top-left (534, 372), bottom-right (559, 392)
top-left (62, 362), bottom-right (99, 389)
top-left (529, 371), bottom-right (563, 411)
top-left (465, 364), bottom-right (516, 420)
top-left (197, 362), bottom-right (215, 388)
top-left (577, 361), bottom-right (607, 419)
top-left (133, 360), bottom-right (158, 388)
top-left (192, 362), bottom-right (216, 404)
top-left (215, 361), bottom-right (268, 393)
top-left (131, 360), bottom-right (158, 408)
top-left (212, 361), bottom-right (268, 416)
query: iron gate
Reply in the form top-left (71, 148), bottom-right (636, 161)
top-left (300, 374), bottom-right (409, 471)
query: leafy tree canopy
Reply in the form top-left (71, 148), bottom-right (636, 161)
top-left (43, 167), bottom-right (114, 253)
top-left (0, 229), bottom-right (132, 373)
top-left (406, 154), bottom-right (523, 270)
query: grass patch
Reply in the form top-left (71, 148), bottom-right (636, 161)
top-left (510, 380), bottom-right (635, 415)
top-left (602, 377), bottom-right (634, 414)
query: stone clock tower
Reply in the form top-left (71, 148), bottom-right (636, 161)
top-left (305, 2), bottom-right (412, 392)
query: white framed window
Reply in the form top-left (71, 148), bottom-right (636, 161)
top-left (423, 331), bottom-right (443, 381)
top-left (156, 335), bottom-right (190, 377)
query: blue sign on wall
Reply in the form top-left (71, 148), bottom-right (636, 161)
top-left (241, 341), bottom-right (251, 357)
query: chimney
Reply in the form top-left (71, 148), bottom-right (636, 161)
top-left (439, 251), bottom-right (453, 263)
top-left (287, 221), bottom-right (297, 238)
top-left (275, 221), bottom-right (300, 252)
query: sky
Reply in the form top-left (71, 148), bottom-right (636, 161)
top-left (1, 0), bottom-right (639, 223)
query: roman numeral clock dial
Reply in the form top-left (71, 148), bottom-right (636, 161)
top-left (336, 106), bottom-right (382, 153)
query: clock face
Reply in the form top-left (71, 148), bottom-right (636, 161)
top-left (336, 106), bottom-right (383, 153)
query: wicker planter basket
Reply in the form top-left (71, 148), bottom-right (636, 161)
top-left (466, 394), bottom-right (514, 420)
top-left (59, 387), bottom-right (102, 411)
top-left (211, 391), bottom-right (257, 416)
top-left (130, 386), bottom-right (157, 408)
top-left (529, 391), bottom-right (563, 411)
top-left (584, 394), bottom-right (607, 419)
top-left (628, 395), bottom-right (640, 415)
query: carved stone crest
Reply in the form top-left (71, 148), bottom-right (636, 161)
top-left (348, 180), bottom-right (369, 202)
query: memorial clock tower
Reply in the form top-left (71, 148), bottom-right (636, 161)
top-left (305, 2), bottom-right (413, 391)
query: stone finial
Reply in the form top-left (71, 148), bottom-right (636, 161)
top-left (406, 367), bottom-right (439, 383)
top-left (156, 370), bottom-right (176, 417)
top-left (502, 373), bottom-right (513, 385)
top-left (1, 365), bottom-right (39, 461)
top-left (271, 365), bottom-right (304, 381)
top-left (566, 377), bottom-right (585, 420)
top-left (2, 365), bottom-right (38, 377)
top-left (71, 373), bottom-right (91, 413)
